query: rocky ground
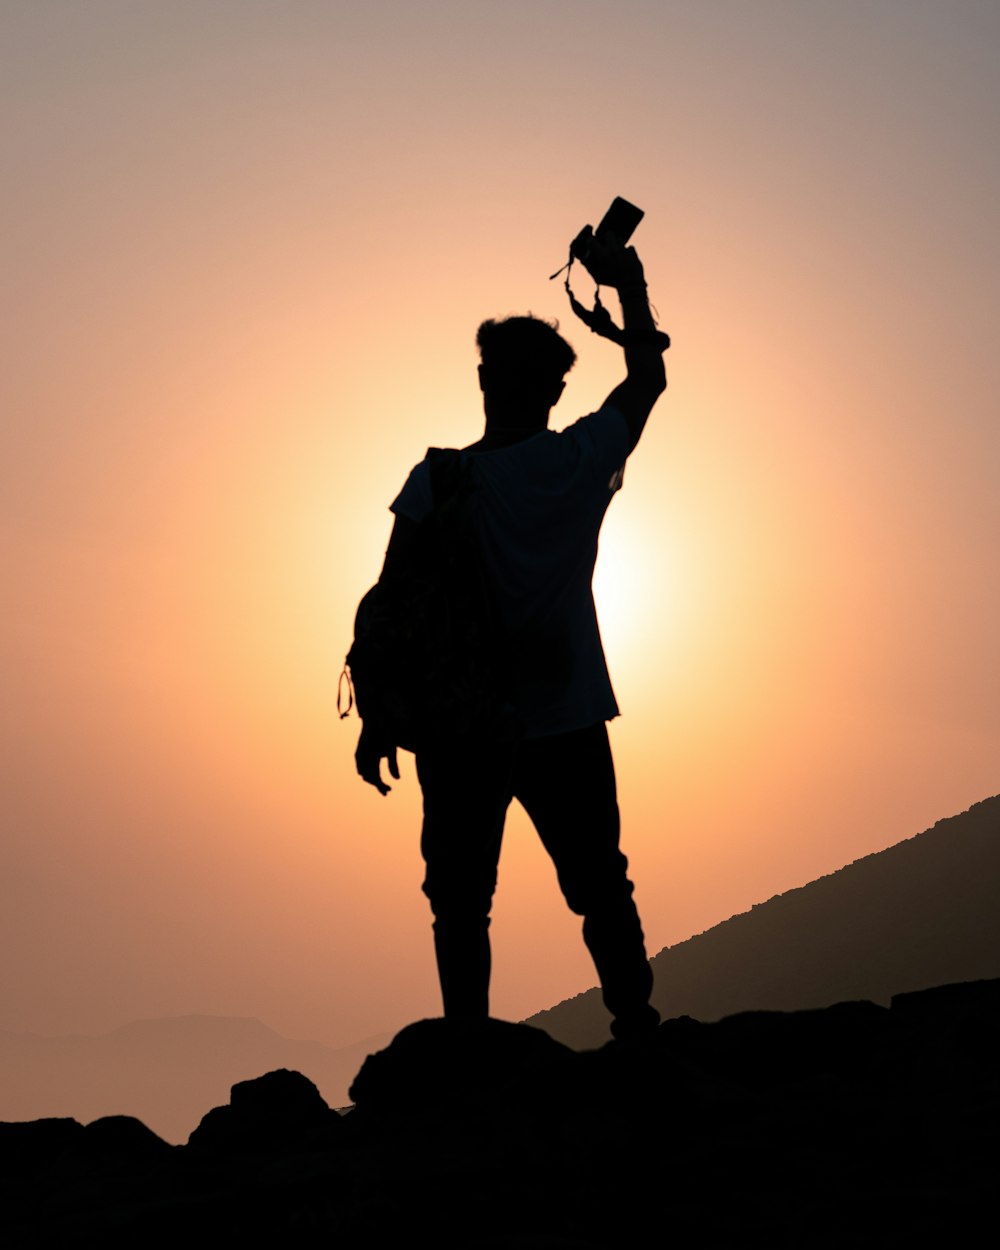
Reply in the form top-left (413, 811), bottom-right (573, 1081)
top-left (2, 978), bottom-right (997, 1247)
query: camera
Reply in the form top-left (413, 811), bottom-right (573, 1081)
top-left (569, 197), bottom-right (644, 278)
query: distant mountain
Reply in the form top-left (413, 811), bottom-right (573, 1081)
top-left (0, 1015), bottom-right (393, 1144)
top-left (527, 794), bottom-right (1000, 1048)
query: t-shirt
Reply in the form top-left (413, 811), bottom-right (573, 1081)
top-left (390, 405), bottom-right (631, 739)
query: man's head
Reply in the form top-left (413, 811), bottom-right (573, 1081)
top-left (476, 316), bottom-right (576, 425)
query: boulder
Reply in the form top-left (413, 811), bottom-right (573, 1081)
top-left (188, 1067), bottom-right (342, 1153)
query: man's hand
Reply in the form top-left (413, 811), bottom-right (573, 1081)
top-left (355, 723), bottom-right (400, 796)
top-left (578, 232), bottom-right (646, 290)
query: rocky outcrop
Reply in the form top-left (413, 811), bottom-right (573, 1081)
top-left (348, 1016), bottom-right (574, 1120)
top-left (188, 1067), bottom-right (344, 1154)
top-left (2, 978), bottom-right (997, 1246)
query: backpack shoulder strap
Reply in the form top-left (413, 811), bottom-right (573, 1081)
top-left (425, 447), bottom-right (465, 510)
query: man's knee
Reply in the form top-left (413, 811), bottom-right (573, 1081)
top-left (558, 854), bottom-right (636, 918)
top-left (422, 869), bottom-right (497, 922)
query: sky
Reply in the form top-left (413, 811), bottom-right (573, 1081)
top-left (2, 0), bottom-right (998, 1050)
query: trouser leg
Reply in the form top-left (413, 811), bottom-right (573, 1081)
top-left (415, 740), bottom-right (513, 1018)
top-left (513, 723), bottom-right (658, 1035)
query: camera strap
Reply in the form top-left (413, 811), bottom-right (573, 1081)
top-left (549, 253), bottom-right (670, 351)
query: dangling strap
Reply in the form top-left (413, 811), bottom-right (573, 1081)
top-left (549, 251), bottom-right (670, 351)
top-left (337, 665), bottom-right (354, 720)
top-left (567, 279), bottom-right (626, 345)
top-left (551, 251), bottom-right (621, 341)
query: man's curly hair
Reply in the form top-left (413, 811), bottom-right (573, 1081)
top-left (476, 316), bottom-right (576, 399)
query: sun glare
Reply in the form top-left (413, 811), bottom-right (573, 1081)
top-left (593, 510), bottom-right (665, 661)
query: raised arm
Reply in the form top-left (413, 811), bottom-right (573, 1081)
top-left (589, 239), bottom-right (668, 452)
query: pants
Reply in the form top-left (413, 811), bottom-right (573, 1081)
top-left (415, 722), bottom-right (657, 1033)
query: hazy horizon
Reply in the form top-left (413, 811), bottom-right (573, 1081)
top-left (3, 2), bottom-right (998, 1051)
top-left (4, 791), bottom-right (996, 1145)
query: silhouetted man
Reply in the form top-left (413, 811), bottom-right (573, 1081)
top-left (355, 235), bottom-right (666, 1039)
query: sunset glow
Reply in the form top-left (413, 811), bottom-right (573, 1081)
top-left (2, 2), bottom-right (998, 1059)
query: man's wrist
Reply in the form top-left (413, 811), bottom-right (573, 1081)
top-left (617, 279), bottom-right (650, 302)
top-left (622, 327), bottom-right (671, 350)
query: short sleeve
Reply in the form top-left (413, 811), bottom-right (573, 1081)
top-left (390, 460), bottom-right (434, 522)
top-left (564, 406), bottom-right (631, 484)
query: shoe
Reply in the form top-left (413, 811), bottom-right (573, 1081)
top-left (610, 1004), bottom-right (661, 1042)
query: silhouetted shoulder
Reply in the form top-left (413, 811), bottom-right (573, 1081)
top-left (391, 406), bottom-right (628, 525)
top-left (557, 405), bottom-right (630, 481)
top-left (471, 406), bottom-right (629, 489)
top-left (391, 459), bottom-right (435, 523)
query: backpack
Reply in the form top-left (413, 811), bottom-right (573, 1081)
top-left (340, 448), bottom-right (519, 753)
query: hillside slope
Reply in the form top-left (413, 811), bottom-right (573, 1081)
top-left (527, 794), bottom-right (1000, 1047)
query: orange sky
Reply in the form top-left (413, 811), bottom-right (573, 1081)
top-left (2, 2), bottom-right (998, 1049)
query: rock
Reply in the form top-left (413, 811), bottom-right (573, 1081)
top-left (188, 1068), bottom-right (343, 1153)
top-left (0, 1117), bottom-right (85, 1167)
top-left (348, 1017), bottom-right (576, 1120)
top-left (890, 975), bottom-right (1000, 1020)
top-left (83, 1115), bottom-right (172, 1157)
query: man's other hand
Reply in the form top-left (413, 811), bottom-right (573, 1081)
top-left (355, 723), bottom-right (400, 796)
